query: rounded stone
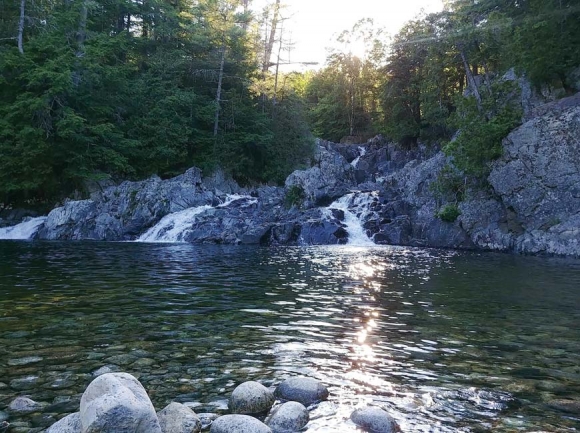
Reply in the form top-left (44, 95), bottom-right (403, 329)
top-left (45, 413), bottom-right (82, 433)
top-left (265, 402), bottom-right (309, 433)
top-left (274, 377), bottom-right (329, 406)
top-left (157, 402), bottom-right (201, 433)
top-left (80, 372), bottom-right (162, 433)
top-left (229, 381), bottom-right (275, 414)
top-left (350, 406), bottom-right (398, 433)
top-left (7, 397), bottom-right (45, 415)
top-left (210, 414), bottom-right (272, 433)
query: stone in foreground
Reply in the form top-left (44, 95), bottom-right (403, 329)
top-left (46, 412), bottom-right (82, 433)
top-left (229, 381), bottom-right (275, 414)
top-left (80, 372), bottom-right (162, 433)
top-left (157, 402), bottom-right (201, 433)
top-left (210, 414), bottom-right (272, 433)
top-left (265, 401), bottom-right (309, 433)
top-left (350, 406), bottom-right (398, 433)
top-left (275, 377), bottom-right (329, 406)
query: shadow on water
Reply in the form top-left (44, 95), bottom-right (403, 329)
top-left (1, 241), bottom-right (580, 431)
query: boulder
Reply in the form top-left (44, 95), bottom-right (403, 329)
top-left (275, 377), bottom-right (329, 406)
top-left (210, 415), bottom-right (272, 433)
top-left (350, 406), bottom-right (398, 433)
top-left (46, 413), bottom-right (82, 433)
top-left (79, 372), bottom-right (162, 433)
top-left (7, 397), bottom-right (45, 414)
top-left (265, 402), bottom-right (309, 433)
top-left (229, 381), bottom-right (275, 415)
top-left (157, 402), bottom-right (201, 433)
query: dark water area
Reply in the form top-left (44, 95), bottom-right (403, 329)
top-left (1, 242), bottom-right (580, 432)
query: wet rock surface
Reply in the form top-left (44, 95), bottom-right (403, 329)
top-left (229, 381), bottom-right (274, 415)
top-left (157, 402), bottom-right (201, 433)
top-left (275, 378), bottom-right (329, 406)
top-left (350, 406), bottom-right (399, 433)
top-left (265, 402), bottom-right (309, 433)
top-left (45, 412), bottom-right (81, 433)
top-left (210, 414), bottom-right (272, 433)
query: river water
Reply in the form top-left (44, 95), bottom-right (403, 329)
top-left (1, 241), bottom-right (580, 432)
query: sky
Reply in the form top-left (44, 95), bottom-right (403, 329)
top-left (251, 0), bottom-right (444, 70)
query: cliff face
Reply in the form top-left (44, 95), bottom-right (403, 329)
top-left (27, 93), bottom-right (580, 257)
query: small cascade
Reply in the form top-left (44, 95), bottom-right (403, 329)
top-left (351, 146), bottom-right (367, 168)
top-left (325, 192), bottom-right (376, 246)
top-left (136, 194), bottom-right (256, 243)
top-left (0, 217), bottom-right (47, 240)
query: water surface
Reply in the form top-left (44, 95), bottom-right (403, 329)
top-left (1, 242), bottom-right (580, 432)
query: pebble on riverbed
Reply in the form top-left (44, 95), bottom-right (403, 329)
top-left (274, 377), bottom-right (329, 406)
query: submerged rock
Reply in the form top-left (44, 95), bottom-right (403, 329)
top-left (275, 377), bottom-right (329, 406)
top-left (157, 402), bottom-right (201, 433)
top-left (210, 414), bottom-right (272, 433)
top-left (7, 397), bottom-right (45, 414)
top-left (265, 402), bottom-right (309, 433)
top-left (80, 372), bottom-right (162, 433)
top-left (229, 381), bottom-right (275, 414)
top-left (350, 406), bottom-right (398, 433)
top-left (45, 413), bottom-right (82, 433)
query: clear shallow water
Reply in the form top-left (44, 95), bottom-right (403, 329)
top-left (1, 242), bottom-right (580, 432)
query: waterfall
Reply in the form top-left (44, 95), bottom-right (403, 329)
top-left (136, 194), bottom-right (256, 243)
top-left (351, 146), bottom-right (367, 168)
top-left (325, 193), bottom-right (376, 246)
top-left (0, 217), bottom-right (47, 240)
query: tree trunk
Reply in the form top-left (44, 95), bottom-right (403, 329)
top-left (262, 0), bottom-right (280, 72)
top-left (213, 44), bottom-right (226, 137)
top-left (459, 49), bottom-right (482, 111)
top-left (77, 0), bottom-right (88, 56)
top-left (17, 0), bottom-right (25, 54)
top-left (272, 22), bottom-right (284, 104)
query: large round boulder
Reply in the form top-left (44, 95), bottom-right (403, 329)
top-left (46, 413), bottom-right (82, 433)
top-left (274, 377), bottom-right (329, 406)
top-left (210, 414), bottom-right (272, 433)
top-left (157, 402), bottom-right (201, 433)
top-left (265, 402), bottom-right (309, 433)
top-left (350, 406), bottom-right (398, 433)
top-left (80, 372), bottom-right (162, 433)
top-left (229, 381), bottom-right (275, 414)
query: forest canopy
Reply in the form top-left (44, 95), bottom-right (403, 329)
top-left (1, 0), bottom-right (578, 207)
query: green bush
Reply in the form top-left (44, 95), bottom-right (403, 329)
top-left (437, 203), bottom-right (461, 223)
top-left (285, 185), bottom-right (305, 208)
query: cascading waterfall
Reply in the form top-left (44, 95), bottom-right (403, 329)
top-left (351, 146), bottom-right (367, 168)
top-left (324, 192), bottom-right (376, 246)
top-left (136, 194), bottom-right (256, 243)
top-left (0, 217), bottom-right (47, 240)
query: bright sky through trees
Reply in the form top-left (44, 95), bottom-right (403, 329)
top-left (252, 0), bottom-right (443, 69)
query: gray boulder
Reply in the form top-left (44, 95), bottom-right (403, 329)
top-left (265, 402), bottom-right (309, 433)
top-left (350, 406), bottom-right (398, 433)
top-left (7, 397), bottom-right (45, 414)
top-left (285, 140), bottom-right (356, 208)
top-left (229, 381), bottom-right (275, 414)
top-left (80, 372), bottom-right (162, 433)
top-left (210, 415), bottom-right (272, 433)
top-left (46, 413), bottom-right (82, 433)
top-left (157, 402), bottom-right (201, 433)
top-left (275, 377), bottom-right (329, 406)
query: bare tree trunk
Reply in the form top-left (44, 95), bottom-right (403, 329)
top-left (213, 45), bottom-right (226, 137)
top-left (77, 0), bottom-right (88, 56)
top-left (17, 0), bottom-right (25, 54)
top-left (273, 23), bottom-right (284, 104)
top-left (262, 0), bottom-right (280, 72)
top-left (459, 49), bottom-right (482, 111)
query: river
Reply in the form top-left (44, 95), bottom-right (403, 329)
top-left (1, 241), bottom-right (579, 431)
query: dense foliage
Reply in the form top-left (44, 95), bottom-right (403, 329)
top-left (0, 0), bottom-right (313, 207)
top-left (306, 0), bottom-right (580, 168)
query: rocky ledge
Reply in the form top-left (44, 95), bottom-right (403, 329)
top-left (4, 93), bottom-right (578, 258)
